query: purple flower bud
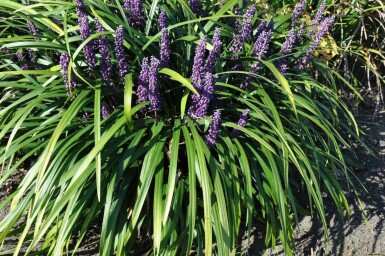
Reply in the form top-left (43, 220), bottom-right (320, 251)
top-left (191, 37), bottom-right (207, 91)
top-left (251, 26), bottom-right (273, 73)
top-left (16, 52), bottom-right (23, 62)
top-left (159, 10), bottom-right (168, 29)
top-left (27, 48), bottom-right (36, 62)
top-left (277, 28), bottom-right (296, 75)
top-left (229, 6), bottom-right (256, 59)
top-left (75, 0), bottom-right (86, 18)
top-left (78, 15), bottom-right (96, 68)
top-left (74, 0), bottom-right (85, 8)
top-left (296, 23), bottom-right (304, 42)
top-left (60, 52), bottom-right (77, 92)
top-left (255, 20), bottom-right (267, 37)
top-left (160, 28), bottom-right (171, 67)
top-left (232, 109), bottom-right (250, 137)
top-left (241, 6), bottom-right (256, 41)
top-left (148, 56), bottom-right (161, 112)
top-left (95, 18), bottom-right (113, 86)
top-left (189, 0), bottom-right (202, 16)
top-left (308, 0), bottom-right (327, 37)
top-left (137, 57), bottom-right (150, 105)
top-left (27, 21), bottom-right (40, 36)
top-left (115, 25), bottom-right (129, 81)
top-left (292, 0), bottom-right (306, 26)
top-left (233, 7), bottom-right (241, 32)
top-left (191, 72), bottom-right (215, 118)
top-left (206, 110), bottom-right (221, 147)
top-left (313, 0), bottom-right (326, 26)
top-left (298, 15), bottom-right (335, 70)
top-left (101, 100), bottom-right (111, 119)
top-left (277, 59), bottom-right (288, 76)
top-left (124, 0), bottom-right (144, 27)
top-left (204, 27), bottom-right (222, 73)
top-left (280, 28), bottom-right (296, 55)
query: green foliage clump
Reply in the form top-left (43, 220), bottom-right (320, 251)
top-left (0, 0), bottom-right (363, 255)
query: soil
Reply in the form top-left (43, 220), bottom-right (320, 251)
top-left (248, 108), bottom-right (385, 256)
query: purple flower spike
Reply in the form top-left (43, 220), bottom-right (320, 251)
top-left (313, 0), bottom-right (326, 26)
top-left (251, 27), bottom-right (273, 73)
top-left (74, 0), bottom-right (85, 8)
top-left (27, 21), bottom-right (40, 36)
top-left (159, 11), bottom-right (170, 67)
top-left (137, 57), bottom-right (150, 105)
top-left (277, 28), bottom-right (296, 75)
top-left (255, 20), bottom-right (267, 37)
top-left (79, 15), bottom-right (96, 68)
top-left (115, 26), bottom-right (129, 81)
top-left (308, 0), bottom-right (327, 37)
top-left (148, 57), bottom-right (161, 112)
top-left (160, 28), bottom-right (171, 67)
top-left (124, 0), bottom-right (144, 27)
top-left (159, 10), bottom-right (167, 29)
top-left (296, 23), bottom-right (304, 42)
top-left (95, 18), bottom-right (113, 86)
top-left (205, 27), bottom-right (222, 73)
top-left (298, 15), bottom-right (335, 70)
top-left (60, 52), bottom-right (77, 92)
top-left (241, 6), bottom-right (256, 41)
top-left (189, 0), bottom-right (202, 16)
top-left (280, 28), bottom-right (296, 55)
top-left (232, 109), bottom-right (250, 137)
top-left (291, 0), bottom-right (306, 26)
top-left (193, 72), bottom-right (215, 118)
top-left (206, 110), bottom-right (221, 147)
top-left (102, 101), bottom-right (111, 119)
top-left (191, 37), bottom-right (207, 91)
top-left (230, 6), bottom-right (256, 60)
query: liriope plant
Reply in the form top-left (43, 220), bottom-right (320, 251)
top-left (0, 0), bottom-right (361, 255)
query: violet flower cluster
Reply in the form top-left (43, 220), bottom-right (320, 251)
top-left (27, 21), bottom-right (40, 36)
top-left (115, 26), bottom-right (129, 81)
top-left (101, 100), bottom-right (111, 119)
top-left (308, 0), bottom-right (326, 37)
top-left (123, 0), bottom-right (144, 27)
top-left (204, 27), bottom-right (222, 73)
top-left (159, 10), bottom-right (170, 67)
top-left (206, 110), bottom-right (221, 147)
top-left (193, 72), bottom-right (215, 118)
top-left (250, 23), bottom-right (273, 73)
top-left (232, 109), bottom-right (250, 137)
top-left (95, 18), bottom-right (113, 86)
top-left (148, 57), bottom-right (161, 112)
top-left (60, 52), bottom-right (77, 93)
top-left (188, 29), bottom-right (222, 118)
top-left (78, 14), bottom-right (96, 68)
top-left (137, 57), bottom-right (150, 105)
top-left (136, 57), bottom-right (161, 113)
top-left (278, 28), bottom-right (296, 75)
top-left (229, 6), bottom-right (256, 56)
top-left (298, 15), bottom-right (335, 70)
top-left (189, 0), bottom-right (202, 16)
top-left (291, 0), bottom-right (306, 26)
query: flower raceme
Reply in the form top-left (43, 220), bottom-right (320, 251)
top-left (115, 25), bottom-right (129, 82)
top-left (159, 10), bottom-right (171, 67)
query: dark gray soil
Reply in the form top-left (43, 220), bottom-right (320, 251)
top-left (248, 109), bottom-right (385, 256)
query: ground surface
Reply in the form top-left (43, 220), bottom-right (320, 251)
top-left (249, 108), bottom-right (385, 256)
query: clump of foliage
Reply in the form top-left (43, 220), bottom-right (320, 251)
top-left (0, 0), bottom-right (362, 255)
